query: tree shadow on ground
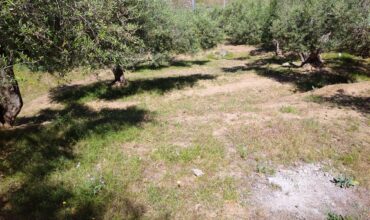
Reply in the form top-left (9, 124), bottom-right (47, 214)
top-left (222, 53), bottom-right (370, 114)
top-left (222, 55), bottom-right (368, 92)
top-left (311, 93), bottom-right (370, 115)
top-left (325, 56), bottom-right (370, 78)
top-left (50, 73), bottom-right (216, 104)
top-left (133, 60), bottom-right (209, 72)
top-left (0, 103), bottom-right (149, 219)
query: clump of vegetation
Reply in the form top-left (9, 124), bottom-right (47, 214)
top-left (327, 212), bottom-right (353, 220)
top-left (332, 176), bottom-right (359, 188)
top-left (279, 106), bottom-right (299, 114)
top-left (256, 163), bottom-right (276, 175)
top-left (236, 145), bottom-right (248, 159)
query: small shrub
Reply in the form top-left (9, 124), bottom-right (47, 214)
top-left (327, 212), bottom-right (353, 220)
top-left (331, 176), bottom-right (359, 188)
top-left (256, 163), bottom-right (275, 175)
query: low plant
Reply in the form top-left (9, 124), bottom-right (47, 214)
top-left (279, 106), bottom-right (298, 114)
top-left (327, 212), bottom-right (353, 220)
top-left (331, 176), bottom-right (359, 188)
top-left (256, 163), bottom-right (275, 175)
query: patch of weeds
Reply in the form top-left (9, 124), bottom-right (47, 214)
top-left (302, 118), bottom-right (321, 130)
top-left (304, 94), bottom-right (324, 103)
top-left (236, 145), bottom-right (248, 159)
top-left (221, 177), bottom-right (238, 201)
top-left (206, 51), bottom-right (232, 60)
top-left (147, 185), bottom-right (181, 211)
top-left (339, 151), bottom-right (359, 166)
top-left (256, 163), bottom-right (275, 175)
top-left (195, 177), bottom-right (237, 205)
top-left (151, 145), bottom-right (201, 163)
top-left (86, 174), bottom-right (106, 196)
top-left (351, 73), bottom-right (370, 81)
top-left (152, 143), bottom-right (224, 164)
top-left (346, 120), bottom-right (360, 132)
top-left (331, 175), bottom-right (359, 188)
top-left (223, 52), bottom-right (235, 60)
top-left (206, 53), bottom-right (219, 60)
top-left (327, 212), bottom-right (353, 220)
top-left (279, 106), bottom-right (299, 114)
top-left (270, 183), bottom-right (282, 191)
top-left (179, 145), bottom-right (202, 162)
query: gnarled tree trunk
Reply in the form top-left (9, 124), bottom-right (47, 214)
top-left (300, 49), bottom-right (324, 68)
top-left (0, 62), bottom-right (23, 126)
top-left (111, 65), bottom-right (127, 87)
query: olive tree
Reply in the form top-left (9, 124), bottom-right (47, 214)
top-left (1, 0), bottom-right (224, 126)
top-left (0, 0), bottom-right (148, 125)
top-left (270, 0), bottom-right (370, 66)
top-left (222, 0), bottom-right (270, 45)
top-left (0, 0), bottom-right (83, 126)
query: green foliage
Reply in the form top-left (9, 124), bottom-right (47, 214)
top-left (222, 0), bottom-right (369, 57)
top-left (1, 0), bottom-right (222, 73)
top-left (0, 0), bottom-right (146, 71)
top-left (256, 163), bottom-right (275, 175)
top-left (280, 106), bottom-right (299, 114)
top-left (327, 212), bottom-right (353, 220)
top-left (236, 145), bottom-right (248, 159)
top-left (138, 1), bottom-right (223, 66)
top-left (270, 0), bottom-right (341, 52)
top-left (222, 0), bottom-right (270, 44)
top-left (332, 176), bottom-right (359, 188)
top-left (194, 7), bottom-right (224, 49)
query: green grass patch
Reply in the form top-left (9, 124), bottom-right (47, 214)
top-left (195, 177), bottom-right (238, 205)
top-left (279, 105), bottom-right (299, 114)
top-left (236, 145), bottom-right (248, 159)
top-left (152, 143), bottom-right (224, 164)
top-left (304, 95), bottom-right (325, 103)
top-left (256, 163), bottom-right (276, 175)
top-left (327, 212), bottom-right (354, 220)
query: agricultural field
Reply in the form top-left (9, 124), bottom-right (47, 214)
top-left (1, 44), bottom-right (369, 219)
top-left (1, 0), bottom-right (369, 219)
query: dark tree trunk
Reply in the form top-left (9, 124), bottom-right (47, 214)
top-left (111, 65), bottom-right (127, 87)
top-left (300, 49), bottom-right (324, 68)
top-left (0, 62), bottom-right (23, 126)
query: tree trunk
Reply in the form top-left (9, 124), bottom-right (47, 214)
top-left (111, 65), bottom-right (127, 87)
top-left (300, 50), bottom-right (323, 68)
top-left (272, 39), bottom-right (284, 57)
top-left (0, 62), bottom-right (23, 126)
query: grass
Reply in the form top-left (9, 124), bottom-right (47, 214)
top-left (236, 145), bottom-right (248, 159)
top-left (256, 163), bottom-right (276, 175)
top-left (1, 45), bottom-right (369, 219)
top-left (305, 94), bottom-right (325, 103)
top-left (279, 105), bottom-right (299, 114)
top-left (327, 212), bottom-right (354, 220)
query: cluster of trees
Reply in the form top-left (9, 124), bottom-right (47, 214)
top-left (0, 0), bottom-right (223, 126)
top-left (223, 0), bottom-right (369, 64)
